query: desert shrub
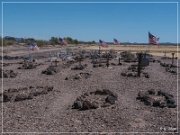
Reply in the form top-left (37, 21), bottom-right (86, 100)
top-left (36, 40), bottom-right (48, 47)
top-left (3, 40), bottom-right (15, 46)
top-left (50, 37), bottom-right (59, 45)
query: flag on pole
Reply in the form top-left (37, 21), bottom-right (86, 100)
top-left (59, 37), bottom-right (68, 45)
top-left (63, 38), bottom-right (68, 45)
top-left (29, 43), bottom-right (39, 51)
top-left (113, 38), bottom-right (120, 45)
top-left (99, 39), bottom-right (108, 47)
top-left (148, 32), bottom-right (159, 45)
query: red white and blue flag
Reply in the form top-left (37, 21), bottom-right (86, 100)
top-left (59, 37), bottom-right (68, 45)
top-left (29, 43), bottom-right (39, 51)
top-left (148, 32), bottom-right (159, 45)
top-left (99, 39), bottom-right (108, 47)
top-left (113, 38), bottom-right (120, 45)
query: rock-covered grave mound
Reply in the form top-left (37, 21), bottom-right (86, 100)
top-left (18, 61), bottom-right (42, 69)
top-left (121, 65), bottom-right (149, 78)
top-left (1, 55), bottom-right (24, 60)
top-left (42, 65), bottom-right (59, 75)
top-left (65, 72), bottom-right (91, 81)
top-left (0, 86), bottom-right (53, 102)
top-left (120, 51), bottom-right (137, 62)
top-left (71, 64), bottom-right (87, 70)
top-left (1, 63), bottom-right (11, 67)
top-left (0, 68), bottom-right (17, 78)
top-left (72, 89), bottom-right (118, 110)
top-left (137, 89), bottom-right (176, 108)
top-left (160, 62), bottom-right (177, 74)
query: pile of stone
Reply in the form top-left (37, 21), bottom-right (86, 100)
top-left (65, 72), bottom-right (91, 81)
top-left (93, 63), bottom-right (106, 68)
top-left (121, 64), bottom-right (149, 78)
top-left (161, 57), bottom-right (171, 60)
top-left (1, 55), bottom-right (24, 60)
top-left (127, 65), bottom-right (145, 72)
top-left (120, 51), bottom-right (137, 62)
top-left (42, 66), bottom-right (59, 75)
top-left (160, 62), bottom-right (177, 74)
top-left (1, 63), bottom-right (11, 67)
top-left (137, 89), bottom-right (176, 108)
top-left (101, 52), bottom-right (115, 59)
top-left (0, 68), bottom-right (17, 78)
top-left (110, 61), bottom-right (122, 66)
top-left (121, 71), bottom-right (149, 78)
top-left (71, 64), bottom-right (87, 70)
top-left (160, 62), bottom-right (173, 68)
top-left (121, 71), bottom-right (137, 77)
top-left (165, 67), bottom-right (177, 74)
top-left (0, 86), bottom-right (53, 103)
top-left (92, 58), bottom-right (109, 68)
top-left (18, 61), bottom-right (40, 69)
top-left (72, 89), bottom-right (118, 110)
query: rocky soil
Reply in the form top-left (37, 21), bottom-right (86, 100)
top-left (0, 49), bottom-right (179, 135)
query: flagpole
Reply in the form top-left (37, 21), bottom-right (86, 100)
top-left (99, 44), bottom-right (101, 55)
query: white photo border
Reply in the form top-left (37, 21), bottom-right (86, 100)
top-left (1, 1), bottom-right (179, 134)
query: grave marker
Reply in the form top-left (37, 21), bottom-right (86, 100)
top-left (137, 53), bottom-right (143, 77)
top-left (172, 53), bottom-right (175, 66)
top-left (118, 57), bottom-right (121, 65)
top-left (164, 52), bottom-right (167, 58)
top-left (106, 53), bottom-right (110, 68)
top-left (141, 53), bottom-right (149, 67)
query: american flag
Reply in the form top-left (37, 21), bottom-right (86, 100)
top-left (113, 38), bottom-right (120, 45)
top-left (148, 32), bottom-right (159, 45)
top-left (59, 37), bottom-right (68, 45)
top-left (99, 39), bottom-right (108, 47)
top-left (29, 43), bottom-right (39, 51)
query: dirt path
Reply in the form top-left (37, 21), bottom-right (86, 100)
top-left (44, 92), bottom-right (74, 119)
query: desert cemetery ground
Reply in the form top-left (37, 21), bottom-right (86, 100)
top-left (0, 44), bottom-right (179, 134)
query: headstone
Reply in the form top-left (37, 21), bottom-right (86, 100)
top-left (141, 53), bottom-right (149, 67)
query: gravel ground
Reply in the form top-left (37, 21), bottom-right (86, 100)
top-left (0, 50), bottom-right (179, 135)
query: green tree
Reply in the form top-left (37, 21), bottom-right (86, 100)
top-left (50, 37), bottom-right (59, 45)
top-left (36, 40), bottom-right (48, 47)
top-left (64, 37), bottom-right (73, 44)
top-left (73, 39), bottom-right (79, 44)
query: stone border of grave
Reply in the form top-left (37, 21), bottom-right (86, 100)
top-left (160, 62), bottom-right (177, 75)
top-left (0, 68), bottom-right (17, 78)
top-left (0, 86), bottom-right (53, 103)
top-left (18, 61), bottom-right (42, 69)
top-left (137, 89), bottom-right (176, 108)
top-left (65, 72), bottom-right (91, 81)
top-left (71, 64), bottom-right (87, 70)
top-left (72, 89), bottom-right (118, 111)
top-left (42, 65), bottom-right (59, 75)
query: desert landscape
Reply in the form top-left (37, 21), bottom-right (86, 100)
top-left (0, 44), bottom-right (179, 134)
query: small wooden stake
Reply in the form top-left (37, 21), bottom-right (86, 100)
top-left (106, 53), bottom-right (110, 68)
top-left (172, 53), bottom-right (175, 66)
top-left (118, 57), bottom-right (121, 65)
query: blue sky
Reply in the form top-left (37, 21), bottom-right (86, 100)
top-left (1, 0), bottom-right (178, 43)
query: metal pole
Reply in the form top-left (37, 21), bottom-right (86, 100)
top-left (137, 53), bottom-right (142, 77)
top-left (99, 45), bottom-right (101, 55)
